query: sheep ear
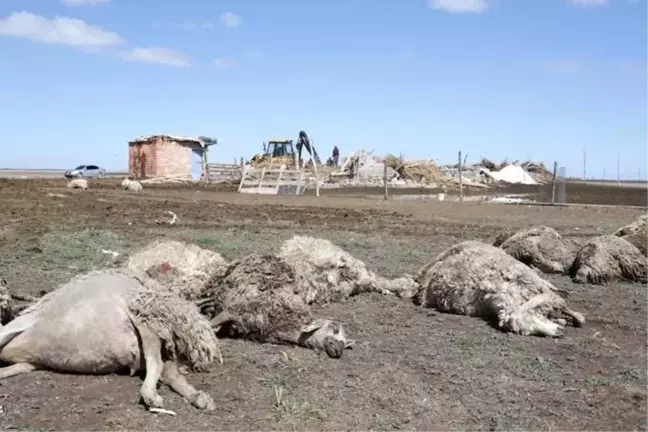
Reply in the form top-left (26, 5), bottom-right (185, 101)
top-left (301, 319), bottom-right (326, 334)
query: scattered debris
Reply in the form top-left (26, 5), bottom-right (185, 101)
top-left (156, 211), bottom-right (178, 225)
top-left (140, 175), bottom-right (194, 184)
top-left (46, 193), bottom-right (67, 199)
top-left (149, 407), bottom-right (177, 416)
top-left (101, 249), bottom-right (120, 258)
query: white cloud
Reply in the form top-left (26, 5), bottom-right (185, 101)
top-left (213, 58), bottom-right (235, 69)
top-left (428, 0), bottom-right (489, 13)
top-left (567, 0), bottom-right (608, 7)
top-left (61, 0), bottom-right (110, 6)
top-left (122, 48), bottom-right (191, 68)
top-left (0, 11), bottom-right (124, 47)
top-left (220, 12), bottom-right (241, 28)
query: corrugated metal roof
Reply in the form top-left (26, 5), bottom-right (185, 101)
top-left (129, 134), bottom-right (217, 147)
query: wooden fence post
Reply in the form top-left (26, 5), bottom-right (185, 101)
top-left (458, 151), bottom-right (464, 202)
top-left (383, 157), bottom-right (389, 200)
top-left (551, 161), bottom-right (558, 205)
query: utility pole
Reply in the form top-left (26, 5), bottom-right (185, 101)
top-left (617, 152), bottom-right (621, 187)
top-left (582, 149), bottom-right (586, 181)
top-left (603, 168), bottom-right (606, 186)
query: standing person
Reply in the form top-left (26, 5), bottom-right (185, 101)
top-left (332, 145), bottom-right (340, 168)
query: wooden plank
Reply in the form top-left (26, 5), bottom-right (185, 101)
top-left (257, 168), bottom-right (267, 194)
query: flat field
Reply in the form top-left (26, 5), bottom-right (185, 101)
top-left (0, 179), bottom-right (646, 431)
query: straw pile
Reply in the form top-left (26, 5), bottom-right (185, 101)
top-left (385, 154), bottom-right (446, 184)
top-left (250, 154), bottom-right (296, 168)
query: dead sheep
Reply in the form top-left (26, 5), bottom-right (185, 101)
top-left (67, 178), bottom-right (88, 190)
top-left (570, 235), bottom-right (647, 285)
top-left (121, 178), bottom-right (143, 192)
top-left (496, 226), bottom-right (578, 274)
top-left (414, 241), bottom-right (585, 337)
top-left (126, 239), bottom-right (229, 300)
top-left (614, 214), bottom-right (647, 256)
top-left (0, 278), bottom-right (12, 325)
top-left (0, 270), bottom-right (221, 411)
top-left (201, 254), bottom-right (355, 358)
top-left (278, 235), bottom-right (420, 303)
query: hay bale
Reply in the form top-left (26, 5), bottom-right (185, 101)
top-left (0, 278), bottom-right (12, 325)
top-left (205, 254), bottom-right (311, 343)
top-left (67, 178), bottom-right (88, 189)
top-left (614, 215), bottom-right (647, 256)
top-left (415, 241), bottom-right (585, 337)
top-left (126, 240), bottom-right (228, 300)
top-left (278, 235), bottom-right (420, 303)
top-left (497, 226), bottom-right (577, 274)
top-left (570, 235), bottom-right (647, 285)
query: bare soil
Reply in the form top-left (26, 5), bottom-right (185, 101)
top-left (0, 179), bottom-right (646, 431)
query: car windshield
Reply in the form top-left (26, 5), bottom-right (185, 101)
top-left (73, 165), bottom-right (85, 170)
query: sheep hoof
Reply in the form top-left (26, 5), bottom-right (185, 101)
top-left (142, 392), bottom-right (164, 409)
top-left (190, 391), bottom-right (216, 411)
top-left (324, 338), bottom-right (345, 359)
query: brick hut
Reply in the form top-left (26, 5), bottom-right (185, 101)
top-left (128, 135), bottom-right (217, 180)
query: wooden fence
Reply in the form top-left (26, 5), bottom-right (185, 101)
top-left (238, 166), bottom-right (307, 195)
top-left (205, 163), bottom-right (242, 183)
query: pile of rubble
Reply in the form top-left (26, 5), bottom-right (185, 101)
top-left (322, 151), bottom-right (555, 188)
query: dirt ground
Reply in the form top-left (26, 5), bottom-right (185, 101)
top-left (0, 178), bottom-right (646, 431)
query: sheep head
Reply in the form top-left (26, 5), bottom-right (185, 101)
top-left (297, 318), bottom-right (355, 359)
top-left (0, 277), bottom-right (11, 325)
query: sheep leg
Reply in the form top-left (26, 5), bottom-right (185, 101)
top-left (563, 308), bottom-right (585, 327)
top-left (275, 331), bottom-right (299, 346)
top-left (0, 363), bottom-right (38, 379)
top-left (161, 360), bottom-right (215, 411)
top-left (137, 325), bottom-right (165, 409)
top-left (210, 311), bottom-right (239, 329)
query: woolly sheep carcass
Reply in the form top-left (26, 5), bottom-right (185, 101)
top-left (0, 270), bottom-right (221, 411)
top-left (67, 178), bottom-right (88, 190)
top-left (570, 235), bottom-right (647, 284)
top-left (278, 235), bottom-right (420, 303)
top-left (201, 254), bottom-right (355, 358)
top-left (496, 226), bottom-right (578, 274)
top-left (0, 278), bottom-right (12, 325)
top-left (614, 214), bottom-right (647, 257)
top-left (414, 241), bottom-right (585, 337)
top-left (121, 178), bottom-right (143, 192)
top-left (126, 239), bottom-right (229, 300)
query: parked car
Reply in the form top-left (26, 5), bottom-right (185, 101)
top-left (64, 165), bottom-right (106, 179)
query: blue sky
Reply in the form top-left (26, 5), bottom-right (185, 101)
top-left (0, 0), bottom-right (646, 179)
